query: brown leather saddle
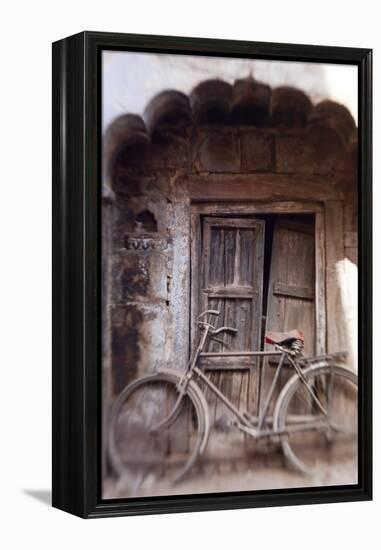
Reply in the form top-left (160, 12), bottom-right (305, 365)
top-left (265, 329), bottom-right (304, 346)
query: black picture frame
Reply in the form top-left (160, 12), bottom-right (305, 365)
top-left (52, 31), bottom-right (372, 519)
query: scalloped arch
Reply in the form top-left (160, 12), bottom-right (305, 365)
top-left (102, 77), bottom-right (357, 197)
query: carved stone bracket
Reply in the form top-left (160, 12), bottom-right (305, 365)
top-left (124, 233), bottom-right (169, 252)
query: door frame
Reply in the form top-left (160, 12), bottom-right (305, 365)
top-left (190, 201), bottom-right (326, 356)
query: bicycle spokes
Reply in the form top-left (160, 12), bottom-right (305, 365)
top-left (275, 366), bottom-right (358, 480)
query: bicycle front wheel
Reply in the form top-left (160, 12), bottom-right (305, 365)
top-left (108, 372), bottom-right (206, 491)
top-left (273, 364), bottom-right (358, 480)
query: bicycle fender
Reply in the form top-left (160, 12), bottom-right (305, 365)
top-left (157, 368), bottom-right (211, 455)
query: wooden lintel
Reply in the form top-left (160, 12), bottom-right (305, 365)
top-left (192, 200), bottom-right (324, 215)
top-left (189, 174), bottom-right (343, 202)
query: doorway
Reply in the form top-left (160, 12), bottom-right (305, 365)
top-left (191, 207), bottom-right (317, 421)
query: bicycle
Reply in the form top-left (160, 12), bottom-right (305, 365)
top-left (107, 309), bottom-right (358, 487)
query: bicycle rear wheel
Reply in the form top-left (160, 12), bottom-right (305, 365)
top-left (273, 364), bottom-right (358, 481)
top-left (108, 372), bottom-right (206, 492)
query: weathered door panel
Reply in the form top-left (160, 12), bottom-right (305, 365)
top-left (200, 217), bottom-right (265, 422)
top-left (260, 217), bottom-right (315, 412)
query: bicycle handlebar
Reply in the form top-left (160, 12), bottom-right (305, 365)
top-left (197, 310), bottom-right (238, 335)
top-left (213, 326), bottom-right (238, 335)
top-left (198, 309), bottom-right (220, 320)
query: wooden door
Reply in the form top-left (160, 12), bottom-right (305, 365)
top-left (261, 216), bottom-right (315, 409)
top-left (199, 217), bottom-right (265, 419)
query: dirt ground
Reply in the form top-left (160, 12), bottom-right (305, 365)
top-left (103, 451), bottom-right (358, 500)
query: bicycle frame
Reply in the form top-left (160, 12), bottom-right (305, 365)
top-left (177, 320), bottom-right (330, 440)
top-left (194, 351), bottom-right (285, 435)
